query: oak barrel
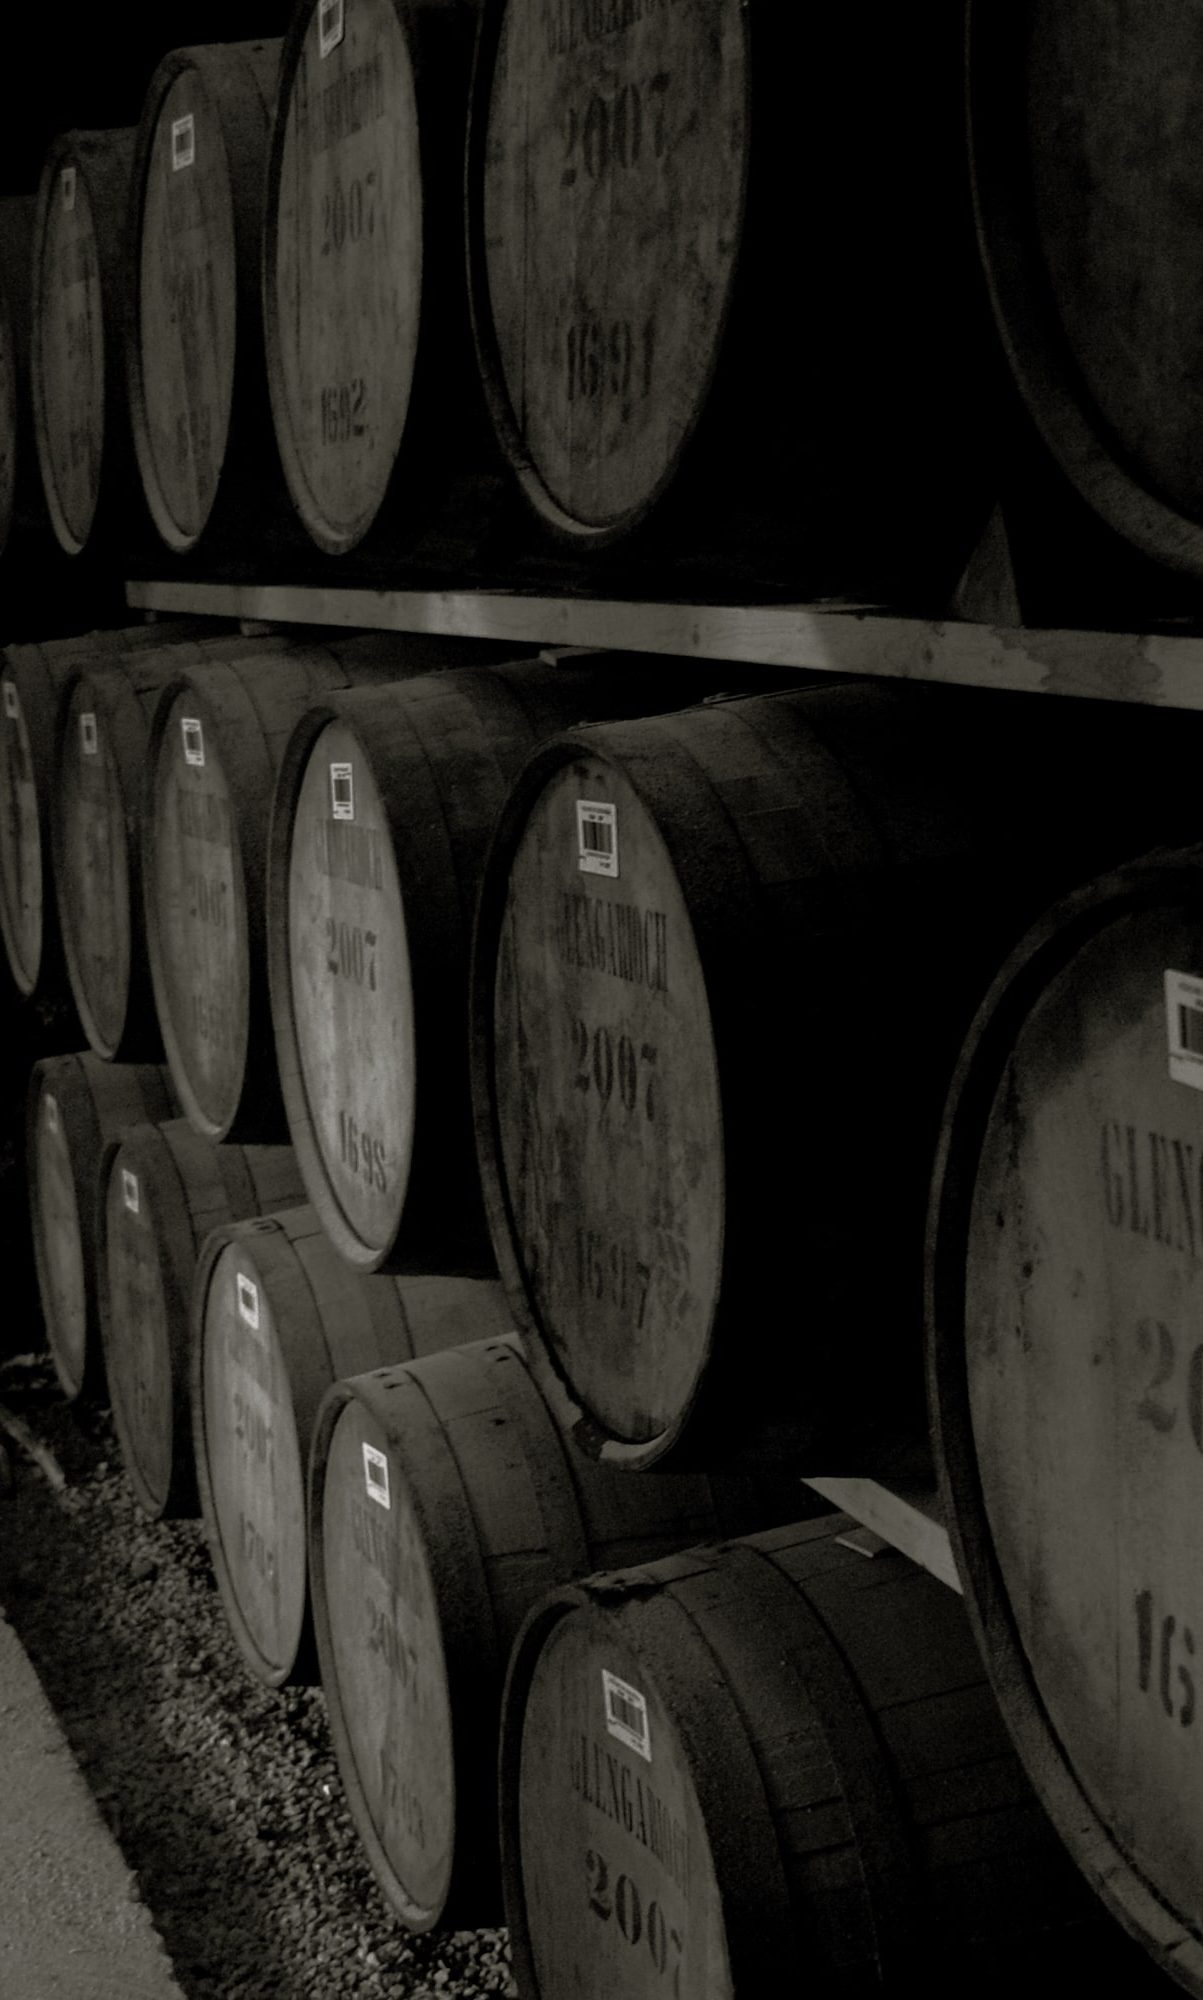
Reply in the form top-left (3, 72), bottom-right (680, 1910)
top-left (30, 129), bottom-right (142, 557)
top-left (472, 682), bottom-right (1203, 1473)
top-left (127, 41), bottom-right (286, 554)
top-left (927, 848), bottom-right (1203, 1992)
top-left (0, 621), bottom-right (213, 1005)
top-left (309, 1332), bottom-right (797, 1930)
top-left (144, 632), bottom-right (505, 1142)
top-left (969, 4), bottom-right (1203, 579)
top-left (263, 0), bottom-right (481, 555)
top-left (466, 3), bottom-right (990, 591)
top-left (0, 197), bottom-right (33, 562)
top-left (269, 652), bottom-right (744, 1274)
top-left (500, 1516), bottom-right (1150, 1999)
top-left (98, 1117), bottom-right (304, 1518)
top-left (51, 630), bottom-right (324, 1061)
top-left (27, 1052), bottom-right (176, 1400)
top-left (192, 1204), bottom-right (511, 1687)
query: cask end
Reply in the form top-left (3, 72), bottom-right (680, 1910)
top-left (51, 630), bottom-right (313, 1060)
top-left (192, 1203), bottom-right (510, 1687)
top-left (0, 196), bottom-right (34, 562)
top-left (928, 849), bottom-right (1203, 1992)
top-left (263, 0), bottom-right (481, 555)
top-left (127, 40), bottom-right (286, 554)
top-left (145, 632), bottom-right (499, 1142)
top-left (970, 2), bottom-right (1203, 579)
top-left (0, 620), bottom-right (213, 1005)
top-left (98, 1117), bottom-right (304, 1518)
top-left (30, 129), bottom-right (142, 557)
top-left (269, 652), bottom-right (734, 1274)
top-left (27, 1052), bottom-right (176, 1400)
top-left (472, 683), bottom-right (1203, 1473)
top-left (308, 1333), bottom-right (794, 1930)
top-left (500, 1517), bottom-right (1148, 2000)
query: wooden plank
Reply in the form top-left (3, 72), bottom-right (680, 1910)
top-left (802, 1477), bottom-right (960, 1594)
top-left (126, 579), bottom-right (1203, 710)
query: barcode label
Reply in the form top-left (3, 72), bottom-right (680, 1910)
top-left (122, 1168), bottom-right (140, 1215)
top-left (577, 800), bottom-right (618, 879)
top-left (2, 681), bottom-right (18, 720)
top-left (1167, 970), bottom-right (1203, 1090)
top-left (44, 1093), bottom-right (60, 1137)
top-left (171, 114), bottom-right (195, 170)
top-left (80, 711), bottom-right (98, 756)
top-left (181, 717), bottom-right (205, 767)
top-left (61, 167), bottom-right (76, 212)
top-left (319, 0), bottom-right (345, 58)
top-left (237, 1273), bottom-right (259, 1329)
top-left (602, 1669), bottom-right (651, 1762)
top-left (363, 1442), bottom-right (390, 1509)
top-left (330, 762), bottom-right (354, 821)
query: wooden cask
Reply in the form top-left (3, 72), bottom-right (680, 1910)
top-left (466, 4), bottom-right (991, 595)
top-left (30, 130), bottom-right (142, 557)
top-left (0, 621), bottom-right (217, 1004)
top-left (27, 1052), bottom-right (176, 1400)
top-left (500, 1517), bottom-right (1159, 2000)
top-left (144, 632), bottom-right (505, 1142)
top-left (472, 682), bottom-right (1203, 1474)
top-left (127, 41), bottom-right (286, 555)
top-left (192, 1203), bottom-right (511, 1687)
top-left (927, 848), bottom-right (1203, 1992)
top-left (969, 5), bottom-right (1203, 580)
top-left (308, 1332), bottom-right (800, 1930)
top-left (0, 197), bottom-right (33, 562)
top-left (98, 1117), bottom-right (305, 1518)
top-left (50, 630), bottom-right (339, 1061)
top-left (263, 0), bottom-right (482, 555)
top-left (269, 652), bottom-right (747, 1274)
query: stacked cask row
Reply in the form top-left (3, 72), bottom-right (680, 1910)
top-left (0, 621), bottom-right (215, 1007)
top-left (308, 1333), bottom-right (801, 1930)
top-left (927, 847), bottom-right (1203, 1993)
top-left (500, 1515), bottom-right (1158, 1999)
top-left (127, 40), bottom-right (290, 555)
top-left (0, 196), bottom-right (33, 563)
top-left (191, 1206), bottom-right (512, 1687)
top-left (31, 129), bottom-right (142, 557)
top-left (471, 682), bottom-right (1203, 1474)
top-left (141, 631), bottom-right (509, 1139)
top-left (268, 652), bottom-right (739, 1276)
top-left (27, 1052), bottom-right (176, 1400)
top-left (263, 0), bottom-right (485, 555)
top-left (98, 1117), bottom-right (305, 1518)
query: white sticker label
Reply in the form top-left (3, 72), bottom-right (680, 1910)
top-left (319, 0), bottom-right (345, 58)
top-left (236, 1273), bottom-right (259, 1329)
top-left (121, 1168), bottom-right (140, 1215)
top-left (181, 717), bottom-right (205, 767)
top-left (171, 113), bottom-right (195, 170)
top-left (602, 1670), bottom-right (651, 1762)
top-left (1166, 970), bottom-right (1203, 1089)
top-left (363, 1442), bottom-right (390, 1509)
top-left (61, 166), bottom-right (76, 212)
top-left (330, 761), bottom-right (354, 821)
top-left (80, 711), bottom-right (98, 756)
top-left (44, 1092), bottom-right (60, 1136)
top-left (577, 801), bottom-right (618, 878)
top-left (2, 681), bottom-right (18, 720)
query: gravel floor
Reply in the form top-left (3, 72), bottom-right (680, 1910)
top-left (0, 1348), bottom-right (514, 2000)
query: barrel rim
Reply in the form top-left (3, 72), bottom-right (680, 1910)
top-left (142, 670), bottom-right (252, 1141)
top-left (463, 0), bottom-right (753, 547)
top-left (469, 726), bottom-right (730, 1472)
top-left (0, 257), bottom-right (18, 558)
top-left (926, 843), bottom-right (1203, 1986)
top-left (26, 1054), bottom-right (97, 1401)
top-left (967, 0), bottom-right (1203, 579)
top-left (190, 1212), bottom-right (315, 1687)
top-left (0, 644), bottom-right (57, 997)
